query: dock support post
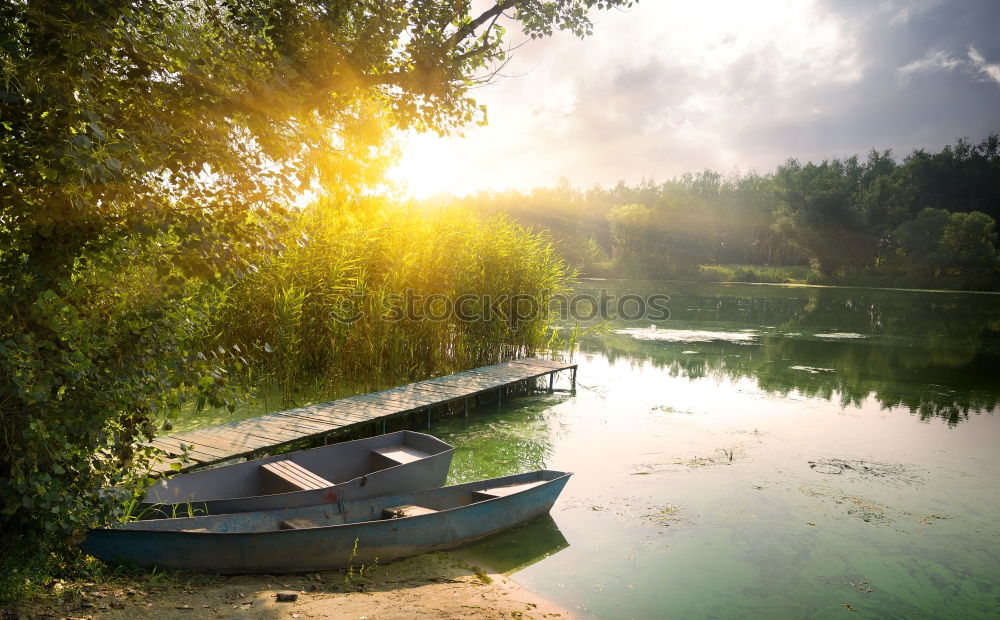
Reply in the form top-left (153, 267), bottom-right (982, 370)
top-left (497, 388), bottom-right (502, 413)
top-left (548, 373), bottom-right (554, 393)
top-left (572, 367), bottom-right (577, 391)
top-left (426, 408), bottom-right (432, 430)
top-left (465, 398), bottom-right (470, 421)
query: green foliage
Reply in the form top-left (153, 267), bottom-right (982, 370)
top-left (775, 156), bottom-right (874, 275)
top-left (212, 199), bottom-right (571, 407)
top-left (607, 204), bottom-right (666, 276)
top-left (695, 264), bottom-right (811, 284)
top-left (0, 255), bottom-right (232, 544)
top-left (893, 208), bottom-right (1000, 282)
top-left (893, 208), bottom-right (954, 275)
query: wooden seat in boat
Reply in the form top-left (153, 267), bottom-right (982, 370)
top-left (371, 445), bottom-right (431, 468)
top-left (279, 517), bottom-right (319, 530)
top-left (260, 459), bottom-right (334, 494)
top-left (473, 480), bottom-right (547, 501)
top-left (383, 504), bottom-right (438, 519)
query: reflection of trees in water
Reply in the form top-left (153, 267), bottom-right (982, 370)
top-left (583, 325), bottom-right (1000, 427)
top-left (755, 335), bottom-right (1000, 425)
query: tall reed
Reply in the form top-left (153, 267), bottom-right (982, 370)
top-left (210, 197), bottom-right (572, 410)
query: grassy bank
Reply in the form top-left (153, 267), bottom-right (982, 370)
top-left (693, 264), bottom-right (812, 284)
top-left (578, 262), bottom-right (812, 284)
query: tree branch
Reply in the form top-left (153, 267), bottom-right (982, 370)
top-left (453, 10), bottom-right (504, 63)
top-left (446, 0), bottom-right (521, 48)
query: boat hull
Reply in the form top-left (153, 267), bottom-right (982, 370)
top-left (139, 431), bottom-right (453, 517)
top-left (82, 470), bottom-right (571, 574)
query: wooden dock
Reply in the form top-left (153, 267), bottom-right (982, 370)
top-left (150, 358), bottom-right (576, 473)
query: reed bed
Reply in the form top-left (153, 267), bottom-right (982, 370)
top-left (209, 197), bottom-right (572, 412)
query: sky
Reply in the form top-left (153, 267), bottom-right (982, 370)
top-left (387, 0), bottom-right (1000, 198)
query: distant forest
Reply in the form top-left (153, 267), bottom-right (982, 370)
top-left (431, 134), bottom-right (1000, 290)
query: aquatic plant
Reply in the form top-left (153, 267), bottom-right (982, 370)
top-left (209, 198), bottom-right (572, 412)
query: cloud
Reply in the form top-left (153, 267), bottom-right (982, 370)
top-left (897, 45), bottom-right (1000, 87)
top-left (883, 0), bottom-right (942, 26)
top-left (896, 49), bottom-right (963, 85)
top-left (523, 0), bottom-right (867, 180)
top-left (968, 46), bottom-right (1000, 85)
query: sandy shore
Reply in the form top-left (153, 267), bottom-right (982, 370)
top-left (13, 552), bottom-right (575, 620)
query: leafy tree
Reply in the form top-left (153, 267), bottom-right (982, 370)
top-left (0, 0), bottom-right (634, 547)
top-left (607, 203), bottom-right (655, 273)
top-left (900, 136), bottom-right (1000, 220)
top-left (943, 211), bottom-right (1000, 277)
top-left (894, 208), bottom-right (1000, 280)
top-left (892, 208), bottom-right (954, 276)
top-left (775, 158), bottom-right (875, 276)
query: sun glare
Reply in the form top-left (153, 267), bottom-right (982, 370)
top-left (387, 133), bottom-right (476, 198)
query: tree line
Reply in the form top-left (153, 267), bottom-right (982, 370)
top-left (440, 134), bottom-right (1000, 290)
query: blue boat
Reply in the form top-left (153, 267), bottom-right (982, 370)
top-left (81, 470), bottom-right (571, 574)
top-left (139, 431), bottom-right (453, 517)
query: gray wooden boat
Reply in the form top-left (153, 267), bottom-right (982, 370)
top-left (82, 470), bottom-right (571, 574)
top-left (138, 431), bottom-right (453, 517)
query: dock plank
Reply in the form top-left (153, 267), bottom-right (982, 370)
top-left (335, 397), bottom-right (406, 413)
top-left (149, 438), bottom-right (225, 462)
top-left (267, 414), bottom-right (340, 433)
top-left (308, 403), bottom-right (373, 421)
top-left (280, 409), bottom-right (368, 428)
top-left (398, 383), bottom-right (475, 398)
top-left (227, 421), bottom-right (304, 442)
top-left (427, 371), bottom-right (506, 384)
top-left (179, 428), bottom-right (273, 448)
top-left (359, 392), bottom-right (440, 408)
top-left (509, 358), bottom-right (573, 370)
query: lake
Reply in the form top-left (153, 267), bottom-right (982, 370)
top-left (434, 280), bottom-right (1000, 618)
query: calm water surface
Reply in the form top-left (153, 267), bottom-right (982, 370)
top-left (435, 281), bottom-right (1000, 618)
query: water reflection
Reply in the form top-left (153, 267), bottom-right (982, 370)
top-left (569, 281), bottom-right (1000, 425)
top-left (457, 514), bottom-right (569, 574)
